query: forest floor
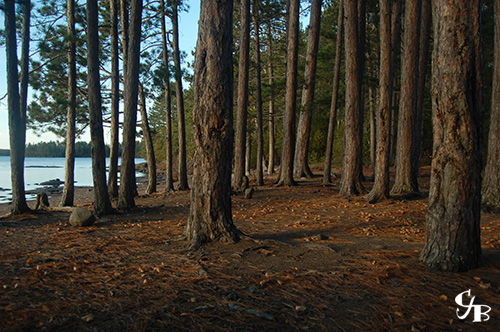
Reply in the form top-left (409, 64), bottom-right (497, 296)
top-left (0, 166), bottom-right (499, 331)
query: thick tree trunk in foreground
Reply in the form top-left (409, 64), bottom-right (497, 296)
top-left (87, 0), bottom-right (113, 216)
top-left (420, 0), bottom-right (483, 272)
top-left (367, 0), bottom-right (392, 203)
top-left (482, 0), bottom-right (500, 213)
top-left (107, 0), bottom-right (120, 198)
top-left (160, 0), bottom-right (174, 192)
top-left (172, 0), bottom-right (189, 190)
top-left (323, 0), bottom-right (343, 185)
top-left (139, 85), bottom-right (157, 195)
top-left (391, 0), bottom-right (421, 196)
top-left (294, 0), bottom-right (322, 179)
top-left (5, 0), bottom-right (29, 214)
top-left (254, 0), bottom-right (264, 186)
top-left (339, 0), bottom-right (364, 196)
top-left (185, 0), bottom-right (240, 250)
top-left (233, 0), bottom-right (251, 192)
top-left (118, 0), bottom-right (143, 210)
top-left (276, 0), bottom-right (299, 187)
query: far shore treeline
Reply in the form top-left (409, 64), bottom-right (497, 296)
top-left (0, 141), bottom-right (145, 158)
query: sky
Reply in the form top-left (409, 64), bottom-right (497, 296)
top-left (0, 0), bottom-right (201, 150)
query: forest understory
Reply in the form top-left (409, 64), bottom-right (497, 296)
top-left (0, 166), bottom-right (499, 331)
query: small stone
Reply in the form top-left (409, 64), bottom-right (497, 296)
top-left (295, 305), bottom-right (307, 312)
top-left (374, 244), bottom-right (388, 250)
top-left (248, 285), bottom-right (257, 294)
top-left (227, 293), bottom-right (240, 301)
top-left (315, 234), bottom-right (328, 241)
top-left (69, 207), bottom-right (97, 227)
top-left (198, 268), bottom-right (208, 276)
top-left (244, 187), bottom-right (255, 199)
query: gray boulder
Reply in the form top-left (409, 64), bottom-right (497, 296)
top-left (69, 207), bottom-right (97, 227)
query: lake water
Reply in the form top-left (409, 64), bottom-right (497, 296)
top-left (0, 156), bottom-right (145, 203)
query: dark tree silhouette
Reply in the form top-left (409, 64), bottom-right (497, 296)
top-left (482, 0), bottom-right (500, 213)
top-left (61, 0), bottom-right (77, 206)
top-left (160, 0), bottom-right (174, 192)
top-left (87, 0), bottom-right (113, 216)
top-left (323, 0), bottom-right (344, 185)
top-left (233, 0), bottom-right (251, 192)
top-left (172, 0), bottom-right (189, 190)
top-left (253, 0), bottom-right (264, 186)
top-left (107, 0), bottom-right (120, 198)
top-left (5, 0), bottom-right (30, 214)
top-left (118, 0), bottom-right (143, 210)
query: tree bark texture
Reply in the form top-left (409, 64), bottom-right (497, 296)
top-left (482, 0), bottom-right (500, 213)
top-left (294, 0), bottom-right (322, 179)
top-left (391, 0), bottom-right (421, 196)
top-left (5, 0), bottom-right (30, 214)
top-left (233, 0), bottom-right (251, 192)
top-left (323, 0), bottom-right (343, 185)
top-left (245, 133), bottom-right (252, 176)
top-left (172, 0), bottom-right (189, 190)
top-left (339, 0), bottom-right (364, 196)
top-left (276, 0), bottom-right (299, 187)
top-left (420, 0), bottom-right (483, 272)
top-left (120, 0), bottom-right (129, 79)
top-left (186, 0), bottom-right (240, 250)
top-left (267, 21), bottom-right (276, 175)
top-left (414, 0), bottom-right (431, 175)
top-left (107, 0), bottom-right (120, 198)
top-left (160, 0), bottom-right (174, 192)
top-left (61, 0), bottom-right (77, 206)
top-left (87, 0), bottom-right (113, 216)
top-left (253, 0), bottom-right (264, 186)
top-left (139, 85), bottom-right (157, 195)
top-left (388, 0), bottom-right (402, 164)
top-left (369, 86), bottom-right (376, 169)
top-left (367, 0), bottom-right (392, 204)
top-left (118, 0), bottom-right (143, 210)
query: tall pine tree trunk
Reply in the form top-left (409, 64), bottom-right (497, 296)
top-left (323, 0), bottom-right (343, 185)
top-left (267, 20), bottom-right (276, 175)
top-left (391, 0), bottom-right (422, 196)
top-left (420, 0), bottom-right (483, 272)
top-left (414, 0), bottom-right (431, 176)
top-left (172, 0), bottom-right (189, 190)
top-left (276, 0), bottom-right (299, 187)
top-left (339, 0), bottom-right (364, 196)
top-left (61, 0), bottom-right (76, 206)
top-left (160, 0), bottom-right (174, 192)
top-left (233, 0), bottom-right (251, 192)
top-left (253, 0), bottom-right (264, 186)
top-left (107, 0), bottom-right (120, 198)
top-left (388, 0), bottom-right (402, 164)
top-left (186, 0), bottom-right (240, 250)
top-left (482, 0), bottom-right (500, 213)
top-left (5, 0), bottom-right (29, 214)
top-left (294, 0), bottom-right (322, 179)
top-left (367, 0), bottom-right (392, 203)
top-left (139, 84), bottom-right (157, 195)
top-left (87, 0), bottom-right (113, 216)
top-left (118, 0), bottom-right (143, 209)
